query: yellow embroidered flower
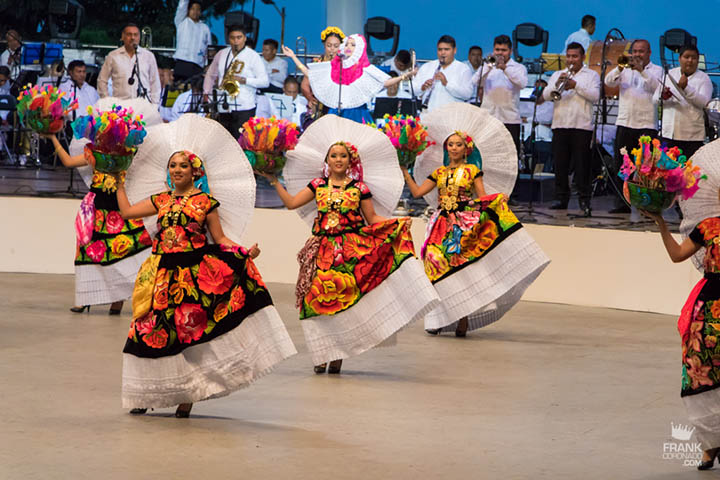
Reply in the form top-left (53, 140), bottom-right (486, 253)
top-left (489, 194), bottom-right (519, 230)
top-left (424, 244), bottom-right (450, 281)
top-left (168, 267), bottom-right (195, 304)
top-left (110, 234), bottom-right (132, 258)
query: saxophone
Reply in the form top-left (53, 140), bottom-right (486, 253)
top-left (221, 59), bottom-right (245, 98)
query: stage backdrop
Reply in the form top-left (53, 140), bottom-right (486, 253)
top-left (0, 196), bottom-right (700, 316)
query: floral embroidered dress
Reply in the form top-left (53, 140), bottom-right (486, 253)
top-left (74, 170), bottom-right (152, 306)
top-left (297, 177), bottom-right (438, 365)
top-left (121, 191), bottom-right (296, 409)
top-left (422, 163), bottom-right (550, 333)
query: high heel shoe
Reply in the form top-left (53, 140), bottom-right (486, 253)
top-left (698, 449), bottom-right (720, 470)
top-left (70, 305), bottom-right (90, 313)
top-left (455, 317), bottom-right (468, 337)
top-left (129, 408), bottom-right (147, 415)
top-left (328, 359), bottom-right (343, 374)
top-left (425, 328), bottom-right (441, 335)
top-left (175, 403), bottom-right (193, 418)
top-left (314, 363), bottom-right (327, 374)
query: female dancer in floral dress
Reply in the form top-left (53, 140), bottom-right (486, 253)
top-left (116, 149), bottom-right (295, 417)
top-left (46, 132), bottom-right (152, 315)
top-left (262, 116), bottom-right (438, 374)
top-left (403, 116), bottom-right (549, 337)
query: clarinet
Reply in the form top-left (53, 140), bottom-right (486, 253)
top-left (421, 59), bottom-right (444, 110)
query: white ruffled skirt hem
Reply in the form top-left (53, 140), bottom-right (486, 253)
top-left (75, 248), bottom-right (151, 305)
top-left (424, 228), bottom-right (550, 332)
top-left (121, 305), bottom-right (297, 409)
top-left (683, 387), bottom-right (720, 450)
top-left (301, 258), bottom-right (440, 366)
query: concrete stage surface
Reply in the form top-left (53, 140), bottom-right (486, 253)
top-left (0, 273), bottom-right (709, 479)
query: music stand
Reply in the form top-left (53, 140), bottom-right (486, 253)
top-left (372, 97), bottom-right (416, 118)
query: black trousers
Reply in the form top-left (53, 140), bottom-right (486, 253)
top-left (660, 137), bottom-right (705, 161)
top-left (551, 128), bottom-right (593, 205)
top-left (260, 85), bottom-right (284, 94)
top-left (217, 108), bottom-right (256, 140)
top-left (504, 123), bottom-right (521, 159)
top-left (612, 126), bottom-right (657, 207)
top-left (173, 59), bottom-right (203, 83)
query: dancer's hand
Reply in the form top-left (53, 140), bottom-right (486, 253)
top-left (281, 45), bottom-right (295, 58)
top-left (248, 242), bottom-right (260, 258)
top-left (639, 209), bottom-right (663, 225)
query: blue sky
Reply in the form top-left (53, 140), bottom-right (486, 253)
top-left (207, 0), bottom-right (720, 78)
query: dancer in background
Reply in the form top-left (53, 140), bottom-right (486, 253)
top-left (43, 108), bottom-right (152, 315)
top-left (283, 34), bottom-right (413, 124)
top-left (299, 26), bottom-right (345, 127)
top-left (404, 103), bottom-right (549, 336)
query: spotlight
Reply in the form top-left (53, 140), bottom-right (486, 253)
top-left (364, 17), bottom-right (400, 59)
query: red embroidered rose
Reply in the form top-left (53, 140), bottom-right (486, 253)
top-left (197, 255), bottom-right (234, 295)
top-left (354, 242), bottom-right (394, 293)
top-left (85, 240), bottom-right (107, 263)
top-left (427, 215), bottom-right (447, 247)
top-left (246, 258), bottom-right (266, 288)
top-left (228, 286), bottom-right (246, 312)
top-left (135, 311), bottom-right (157, 335)
top-left (174, 303), bottom-right (208, 343)
top-left (391, 221), bottom-right (415, 256)
top-left (186, 195), bottom-right (211, 222)
top-left (138, 230), bottom-right (152, 246)
top-left (105, 211), bottom-right (125, 234)
top-left (186, 222), bottom-right (206, 249)
top-left (143, 329), bottom-right (169, 349)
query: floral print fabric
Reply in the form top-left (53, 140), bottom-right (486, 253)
top-left (423, 164), bottom-right (520, 283)
top-left (681, 218), bottom-right (720, 396)
top-left (299, 178), bottom-right (416, 319)
top-left (74, 171), bottom-right (151, 265)
top-left (123, 192), bottom-right (273, 359)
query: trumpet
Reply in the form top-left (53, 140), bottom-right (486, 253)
top-left (485, 54), bottom-right (498, 65)
top-left (617, 54), bottom-right (632, 70)
top-left (550, 68), bottom-right (575, 101)
top-left (221, 58), bottom-right (245, 98)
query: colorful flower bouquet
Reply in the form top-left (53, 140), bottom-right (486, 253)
top-left (239, 116), bottom-right (299, 175)
top-left (72, 105), bottom-right (147, 173)
top-left (16, 85), bottom-right (78, 134)
top-left (376, 114), bottom-right (434, 169)
top-left (618, 136), bottom-right (705, 213)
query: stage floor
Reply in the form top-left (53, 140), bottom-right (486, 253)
top-left (0, 272), bottom-right (705, 479)
top-left (0, 165), bottom-right (681, 232)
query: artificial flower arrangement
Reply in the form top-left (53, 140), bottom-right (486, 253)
top-left (239, 116), bottom-right (300, 175)
top-left (375, 114), bottom-right (434, 169)
top-left (16, 84), bottom-right (78, 134)
top-left (618, 136), bottom-right (705, 212)
top-left (72, 105), bottom-right (147, 173)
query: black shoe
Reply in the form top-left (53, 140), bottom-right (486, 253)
top-left (425, 328), bottom-right (442, 335)
top-left (549, 201), bottom-right (568, 210)
top-left (70, 305), bottom-right (90, 313)
top-left (698, 449), bottom-right (720, 470)
top-left (314, 363), bottom-right (327, 374)
top-left (609, 206), bottom-right (631, 214)
top-left (129, 408), bottom-right (147, 415)
top-left (581, 206), bottom-right (592, 217)
top-left (328, 359), bottom-right (343, 374)
top-left (455, 317), bottom-right (468, 337)
top-left (175, 403), bottom-right (193, 418)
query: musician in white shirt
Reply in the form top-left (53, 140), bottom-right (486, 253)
top-left (539, 42), bottom-right (600, 217)
top-left (59, 60), bottom-right (99, 120)
top-left (173, 0), bottom-right (211, 82)
top-left (412, 35), bottom-right (473, 113)
top-left (0, 30), bottom-right (22, 81)
top-left (203, 25), bottom-right (269, 139)
top-left (655, 44), bottom-right (712, 160)
top-left (473, 35), bottom-right (528, 159)
top-left (97, 24), bottom-right (161, 104)
top-left (604, 39), bottom-right (663, 213)
top-left (564, 15), bottom-right (595, 51)
top-left (381, 50), bottom-right (413, 96)
top-left (260, 39), bottom-right (288, 94)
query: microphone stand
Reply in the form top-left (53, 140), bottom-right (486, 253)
top-left (134, 47), bottom-right (148, 101)
top-left (337, 55), bottom-right (344, 115)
